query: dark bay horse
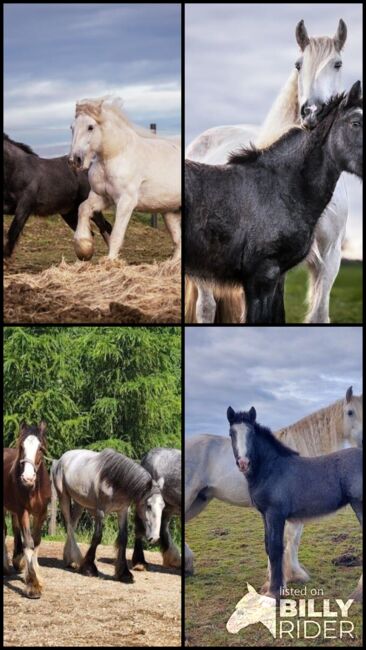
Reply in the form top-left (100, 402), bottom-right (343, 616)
top-left (132, 447), bottom-right (181, 571)
top-left (227, 406), bottom-right (363, 602)
top-left (52, 448), bottom-right (165, 582)
top-left (3, 422), bottom-right (51, 598)
top-left (3, 133), bottom-right (112, 257)
top-left (185, 81), bottom-right (363, 323)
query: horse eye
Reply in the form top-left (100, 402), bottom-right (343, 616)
top-left (351, 122), bottom-right (361, 128)
top-left (334, 61), bottom-right (342, 69)
top-left (88, 125), bottom-right (94, 131)
top-left (295, 61), bottom-right (302, 71)
top-left (147, 504), bottom-right (152, 511)
top-left (348, 410), bottom-right (354, 416)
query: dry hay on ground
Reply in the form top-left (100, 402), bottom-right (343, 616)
top-left (4, 540), bottom-right (181, 647)
top-left (4, 257), bottom-right (181, 323)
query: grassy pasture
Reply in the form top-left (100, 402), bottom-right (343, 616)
top-left (185, 501), bottom-right (362, 647)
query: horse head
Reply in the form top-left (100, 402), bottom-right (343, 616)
top-left (226, 583), bottom-right (276, 636)
top-left (295, 19), bottom-right (347, 128)
top-left (17, 421), bottom-right (47, 489)
top-left (343, 386), bottom-right (363, 448)
top-left (136, 477), bottom-right (165, 544)
top-left (227, 406), bottom-right (256, 474)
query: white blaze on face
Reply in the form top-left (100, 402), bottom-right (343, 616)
top-left (21, 435), bottom-right (40, 484)
top-left (70, 114), bottom-right (99, 169)
top-left (231, 422), bottom-right (250, 463)
top-left (144, 491), bottom-right (165, 543)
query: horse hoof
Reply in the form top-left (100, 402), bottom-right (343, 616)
top-left (25, 585), bottom-right (42, 599)
top-left (133, 563), bottom-right (148, 572)
top-left (79, 563), bottom-right (98, 577)
top-left (74, 238), bottom-right (94, 261)
top-left (117, 572), bottom-right (134, 583)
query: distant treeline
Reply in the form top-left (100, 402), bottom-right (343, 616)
top-left (4, 326), bottom-right (181, 459)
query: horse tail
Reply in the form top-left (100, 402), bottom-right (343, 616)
top-left (51, 459), bottom-right (63, 496)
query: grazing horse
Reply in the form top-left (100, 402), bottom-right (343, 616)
top-left (131, 448), bottom-right (181, 570)
top-left (52, 448), bottom-right (165, 582)
top-left (3, 134), bottom-right (112, 258)
top-left (3, 422), bottom-right (51, 598)
top-left (69, 97), bottom-right (181, 261)
top-left (185, 19), bottom-right (350, 324)
top-left (227, 406), bottom-right (363, 601)
top-left (185, 387), bottom-right (362, 576)
top-left (185, 82), bottom-right (362, 324)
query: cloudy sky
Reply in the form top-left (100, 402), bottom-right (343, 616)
top-left (186, 3), bottom-right (362, 259)
top-left (4, 3), bottom-right (181, 156)
top-left (185, 327), bottom-right (362, 437)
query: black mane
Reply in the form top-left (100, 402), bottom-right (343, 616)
top-left (227, 91), bottom-right (355, 166)
top-left (4, 133), bottom-right (38, 156)
top-left (99, 448), bottom-right (154, 500)
top-left (250, 421), bottom-right (299, 457)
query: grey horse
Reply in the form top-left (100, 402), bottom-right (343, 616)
top-left (52, 448), bottom-right (165, 583)
top-left (130, 447), bottom-right (181, 570)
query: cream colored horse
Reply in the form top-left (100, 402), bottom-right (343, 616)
top-left (69, 97), bottom-right (181, 261)
top-left (185, 387), bottom-right (362, 600)
top-left (186, 19), bottom-right (349, 324)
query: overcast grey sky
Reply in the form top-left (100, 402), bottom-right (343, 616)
top-left (4, 3), bottom-right (181, 156)
top-left (185, 3), bottom-right (362, 259)
top-left (185, 327), bottom-right (362, 437)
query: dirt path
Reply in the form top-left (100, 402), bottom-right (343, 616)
top-left (4, 540), bottom-right (181, 647)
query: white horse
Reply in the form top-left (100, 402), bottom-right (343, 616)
top-left (185, 387), bottom-right (362, 584)
top-left (185, 19), bottom-right (348, 324)
top-left (69, 97), bottom-right (181, 261)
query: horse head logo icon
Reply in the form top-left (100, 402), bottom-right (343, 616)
top-left (226, 583), bottom-right (276, 637)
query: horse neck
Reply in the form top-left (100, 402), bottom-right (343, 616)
top-left (256, 70), bottom-right (299, 148)
top-left (100, 117), bottom-right (136, 160)
top-left (277, 399), bottom-right (345, 455)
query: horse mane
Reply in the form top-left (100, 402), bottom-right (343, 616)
top-left (99, 448), bottom-right (153, 500)
top-left (4, 133), bottom-right (38, 156)
top-left (75, 96), bottom-right (163, 140)
top-left (228, 91), bottom-right (357, 166)
top-left (251, 421), bottom-right (299, 458)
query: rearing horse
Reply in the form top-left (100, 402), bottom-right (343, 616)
top-left (3, 422), bottom-right (51, 598)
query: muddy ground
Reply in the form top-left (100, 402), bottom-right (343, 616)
top-left (4, 540), bottom-right (181, 647)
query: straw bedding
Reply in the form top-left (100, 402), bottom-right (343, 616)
top-left (4, 258), bottom-right (181, 323)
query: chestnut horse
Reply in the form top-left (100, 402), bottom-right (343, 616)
top-left (3, 422), bottom-right (51, 598)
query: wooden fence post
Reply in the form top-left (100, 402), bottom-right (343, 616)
top-left (150, 123), bottom-right (158, 229)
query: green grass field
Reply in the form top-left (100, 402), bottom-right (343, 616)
top-left (185, 501), bottom-right (362, 647)
top-left (285, 262), bottom-right (362, 324)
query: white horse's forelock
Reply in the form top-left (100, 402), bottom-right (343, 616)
top-left (75, 95), bottom-right (160, 140)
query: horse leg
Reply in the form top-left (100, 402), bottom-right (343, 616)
top-left (3, 199), bottom-right (32, 257)
top-left (196, 283), bottom-right (217, 323)
top-left (61, 210), bottom-right (112, 247)
top-left (160, 509), bottom-right (181, 569)
top-left (18, 510), bottom-right (42, 598)
top-left (79, 509), bottom-right (104, 577)
top-left (74, 192), bottom-right (110, 261)
top-left (349, 500), bottom-right (363, 602)
top-left (115, 508), bottom-right (134, 583)
top-left (305, 238), bottom-right (342, 324)
top-left (3, 511), bottom-right (11, 575)
top-left (12, 513), bottom-right (25, 572)
top-left (271, 276), bottom-right (286, 324)
top-left (59, 491), bottom-right (83, 568)
top-left (283, 522), bottom-right (310, 583)
top-left (132, 511), bottom-right (148, 571)
top-left (107, 192), bottom-right (139, 260)
top-left (185, 543), bottom-right (195, 576)
top-left (245, 281), bottom-right (278, 324)
top-left (265, 510), bottom-right (286, 600)
top-left (31, 509), bottom-right (48, 589)
top-left (163, 211), bottom-right (181, 261)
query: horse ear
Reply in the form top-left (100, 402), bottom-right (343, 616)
top-left (295, 20), bottom-right (310, 51)
top-left (19, 421), bottom-right (27, 432)
top-left (227, 406), bottom-right (235, 424)
top-left (343, 82), bottom-right (362, 109)
top-left (334, 19), bottom-right (347, 51)
top-left (247, 583), bottom-right (256, 593)
top-left (39, 420), bottom-right (47, 435)
top-left (346, 386), bottom-right (353, 403)
top-left (249, 407), bottom-right (256, 423)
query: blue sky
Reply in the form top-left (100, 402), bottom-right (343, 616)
top-left (185, 3), bottom-right (362, 259)
top-left (185, 327), bottom-right (362, 437)
top-left (4, 3), bottom-right (181, 156)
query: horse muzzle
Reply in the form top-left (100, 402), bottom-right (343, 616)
top-left (21, 475), bottom-right (36, 488)
top-left (68, 154), bottom-right (83, 170)
top-left (237, 457), bottom-right (250, 474)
